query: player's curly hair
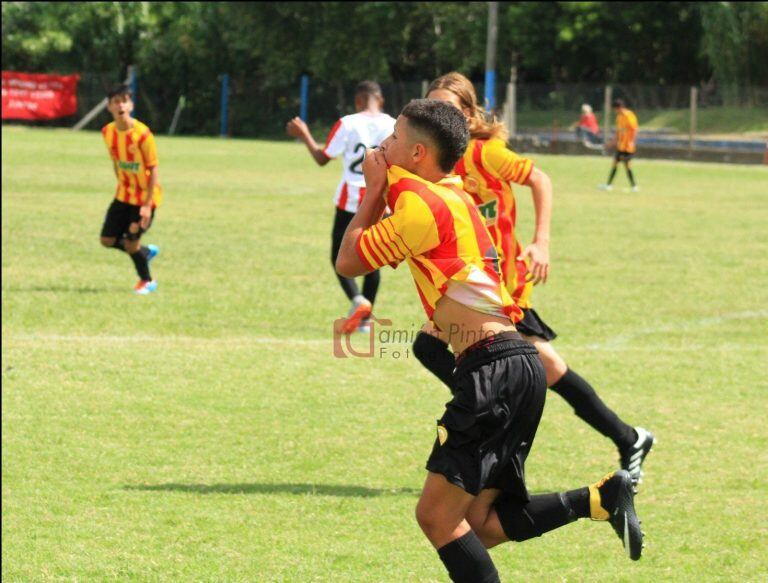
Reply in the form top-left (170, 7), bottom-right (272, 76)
top-left (427, 72), bottom-right (508, 141)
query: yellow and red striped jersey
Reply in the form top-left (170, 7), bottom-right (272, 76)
top-left (454, 138), bottom-right (534, 308)
top-left (616, 109), bottom-right (638, 153)
top-left (101, 120), bottom-right (162, 207)
top-left (355, 165), bottom-right (521, 323)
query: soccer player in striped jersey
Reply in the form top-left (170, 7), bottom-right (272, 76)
top-left (422, 73), bottom-right (654, 486)
top-left (286, 81), bottom-right (395, 333)
top-left (599, 98), bottom-right (640, 192)
top-left (99, 84), bottom-right (161, 295)
top-left (336, 99), bottom-right (643, 582)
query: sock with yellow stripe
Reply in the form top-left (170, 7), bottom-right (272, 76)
top-left (588, 472), bottom-right (621, 520)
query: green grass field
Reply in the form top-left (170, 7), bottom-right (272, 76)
top-left (3, 126), bottom-right (767, 582)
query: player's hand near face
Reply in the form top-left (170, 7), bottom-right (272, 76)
top-left (518, 242), bottom-right (550, 285)
top-left (362, 148), bottom-right (387, 198)
top-left (286, 117), bottom-right (309, 139)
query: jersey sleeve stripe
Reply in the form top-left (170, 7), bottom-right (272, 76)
top-left (368, 227), bottom-right (394, 264)
top-left (360, 231), bottom-right (386, 268)
top-left (322, 119), bottom-right (343, 155)
top-left (381, 220), bottom-right (409, 257)
top-left (371, 224), bottom-right (399, 262)
top-left (355, 234), bottom-right (377, 271)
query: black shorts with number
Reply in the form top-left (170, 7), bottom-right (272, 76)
top-left (614, 150), bottom-right (634, 162)
top-left (515, 308), bottom-right (557, 342)
top-left (426, 332), bottom-right (547, 498)
top-left (100, 199), bottom-right (155, 240)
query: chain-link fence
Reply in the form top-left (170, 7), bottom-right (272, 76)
top-left (5, 72), bottom-right (767, 154)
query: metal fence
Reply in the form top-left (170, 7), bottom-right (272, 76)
top-left (5, 72), bottom-right (767, 149)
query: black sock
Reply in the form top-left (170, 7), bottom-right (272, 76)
top-left (362, 270), bottom-right (380, 304)
top-left (550, 369), bottom-right (637, 450)
top-left (437, 531), bottom-right (500, 583)
top-left (140, 245), bottom-right (150, 260)
top-left (563, 487), bottom-right (591, 518)
top-left (130, 250), bottom-right (151, 281)
top-left (607, 167), bottom-right (617, 184)
top-left (495, 492), bottom-right (580, 541)
top-left (626, 168), bottom-right (636, 187)
top-left (413, 332), bottom-right (456, 391)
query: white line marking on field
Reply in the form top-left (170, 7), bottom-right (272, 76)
top-left (586, 310), bottom-right (768, 350)
top-left (6, 333), bottom-right (329, 347)
top-left (3, 333), bottom-right (761, 353)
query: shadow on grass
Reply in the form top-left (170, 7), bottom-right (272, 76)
top-left (124, 482), bottom-right (420, 497)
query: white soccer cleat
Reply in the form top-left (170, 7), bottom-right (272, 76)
top-left (597, 184), bottom-right (613, 191)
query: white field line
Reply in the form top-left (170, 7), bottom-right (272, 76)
top-left (4, 332), bottom-right (763, 353)
top-left (585, 309), bottom-right (768, 350)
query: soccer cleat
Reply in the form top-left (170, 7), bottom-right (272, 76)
top-left (134, 279), bottom-right (158, 295)
top-left (631, 186), bottom-right (640, 193)
top-left (620, 427), bottom-right (656, 487)
top-left (147, 244), bottom-right (160, 262)
top-left (589, 470), bottom-right (643, 561)
top-left (597, 184), bottom-right (614, 191)
top-left (340, 297), bottom-right (372, 334)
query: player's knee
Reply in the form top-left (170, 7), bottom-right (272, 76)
top-left (100, 236), bottom-right (116, 248)
top-left (536, 349), bottom-right (568, 386)
top-left (415, 501), bottom-right (447, 540)
top-left (544, 357), bottom-right (568, 386)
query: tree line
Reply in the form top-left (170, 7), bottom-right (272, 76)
top-left (3, 2), bottom-right (767, 136)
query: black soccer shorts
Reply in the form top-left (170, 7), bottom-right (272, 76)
top-left (100, 199), bottom-right (155, 240)
top-left (426, 331), bottom-right (547, 498)
top-left (615, 150), bottom-right (635, 162)
top-left (515, 308), bottom-right (557, 342)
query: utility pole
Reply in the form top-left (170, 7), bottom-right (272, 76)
top-left (484, 2), bottom-right (499, 112)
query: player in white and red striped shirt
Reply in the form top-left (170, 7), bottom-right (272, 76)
top-left (287, 81), bottom-right (395, 332)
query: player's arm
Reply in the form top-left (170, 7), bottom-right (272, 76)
top-left (337, 151), bottom-right (439, 277)
top-left (627, 124), bottom-right (638, 151)
top-left (139, 132), bottom-right (160, 228)
top-left (137, 165), bottom-right (159, 228)
top-left (336, 150), bottom-right (389, 277)
top-left (286, 117), bottom-right (331, 166)
top-left (484, 143), bottom-right (551, 284)
top-left (520, 167), bottom-right (552, 285)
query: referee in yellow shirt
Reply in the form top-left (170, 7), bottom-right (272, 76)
top-left (599, 99), bottom-right (639, 192)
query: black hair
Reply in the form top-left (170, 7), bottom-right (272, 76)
top-left (355, 80), bottom-right (383, 99)
top-left (107, 84), bottom-right (131, 100)
top-left (612, 98), bottom-right (625, 108)
top-left (401, 99), bottom-right (469, 172)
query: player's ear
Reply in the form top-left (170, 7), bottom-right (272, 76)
top-left (412, 142), bottom-right (427, 164)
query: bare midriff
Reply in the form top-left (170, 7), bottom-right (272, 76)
top-left (431, 295), bottom-right (517, 355)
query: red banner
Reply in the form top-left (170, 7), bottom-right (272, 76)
top-left (2, 72), bottom-right (80, 120)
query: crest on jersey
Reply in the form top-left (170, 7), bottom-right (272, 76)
top-left (463, 176), bottom-right (480, 195)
